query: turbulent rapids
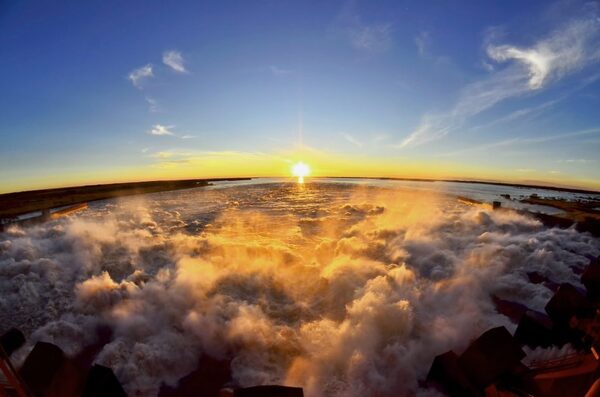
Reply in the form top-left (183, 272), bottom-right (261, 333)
top-left (1, 181), bottom-right (599, 396)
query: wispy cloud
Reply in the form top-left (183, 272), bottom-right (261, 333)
top-left (341, 133), bottom-right (363, 147)
top-left (333, 3), bottom-right (393, 53)
top-left (145, 97), bottom-right (159, 112)
top-left (415, 31), bottom-right (430, 56)
top-left (486, 16), bottom-right (599, 89)
top-left (148, 124), bottom-right (175, 136)
top-left (163, 50), bottom-right (188, 73)
top-left (441, 127), bottom-right (600, 157)
top-left (398, 11), bottom-right (600, 148)
top-left (559, 158), bottom-right (597, 164)
top-left (470, 98), bottom-right (559, 131)
top-left (128, 64), bottom-right (153, 89)
top-left (350, 23), bottom-right (392, 52)
top-left (180, 135), bottom-right (195, 140)
top-left (150, 150), bottom-right (193, 159)
top-left (269, 65), bottom-right (293, 76)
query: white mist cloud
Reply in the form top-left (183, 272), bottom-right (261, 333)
top-left (1, 185), bottom-right (598, 396)
top-left (163, 51), bottom-right (188, 73)
top-left (129, 64), bottom-right (154, 89)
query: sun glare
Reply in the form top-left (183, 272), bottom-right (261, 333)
top-left (292, 161), bottom-right (310, 183)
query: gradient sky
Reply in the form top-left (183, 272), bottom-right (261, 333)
top-left (1, 0), bottom-right (600, 193)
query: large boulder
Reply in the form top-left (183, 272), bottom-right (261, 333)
top-left (81, 364), bottom-right (126, 397)
top-left (19, 342), bottom-right (66, 396)
top-left (457, 327), bottom-right (525, 388)
top-left (544, 283), bottom-right (591, 325)
top-left (426, 350), bottom-right (481, 397)
top-left (0, 328), bottom-right (25, 357)
top-left (234, 385), bottom-right (304, 397)
top-left (582, 257), bottom-right (600, 299)
top-left (514, 310), bottom-right (554, 348)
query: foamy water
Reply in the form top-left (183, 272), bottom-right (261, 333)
top-left (1, 181), bottom-right (599, 396)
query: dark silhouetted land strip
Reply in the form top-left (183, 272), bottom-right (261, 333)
top-left (319, 176), bottom-right (600, 195)
top-left (520, 196), bottom-right (600, 237)
top-left (0, 178), bottom-right (251, 219)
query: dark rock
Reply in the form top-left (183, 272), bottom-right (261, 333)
top-left (457, 326), bottom-right (525, 388)
top-left (582, 257), bottom-right (600, 298)
top-left (492, 296), bottom-right (530, 323)
top-left (426, 351), bottom-right (481, 397)
top-left (527, 272), bottom-right (547, 284)
top-left (0, 328), bottom-right (25, 357)
top-left (544, 283), bottom-right (592, 325)
top-left (234, 385), bottom-right (304, 397)
top-left (575, 217), bottom-right (600, 237)
top-left (514, 310), bottom-right (554, 348)
top-left (19, 342), bottom-right (66, 396)
top-left (81, 364), bottom-right (126, 397)
top-left (525, 272), bottom-right (560, 291)
top-left (159, 355), bottom-right (231, 397)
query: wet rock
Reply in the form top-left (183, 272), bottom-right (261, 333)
top-left (19, 341), bottom-right (66, 396)
top-left (514, 310), bottom-right (554, 348)
top-left (582, 257), bottom-right (600, 299)
top-left (234, 385), bottom-right (304, 397)
top-left (426, 351), bottom-right (480, 397)
top-left (0, 328), bottom-right (25, 357)
top-left (457, 327), bottom-right (525, 388)
top-left (544, 283), bottom-right (592, 325)
top-left (81, 364), bottom-right (126, 397)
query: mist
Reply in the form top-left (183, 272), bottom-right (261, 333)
top-left (1, 183), bottom-right (598, 396)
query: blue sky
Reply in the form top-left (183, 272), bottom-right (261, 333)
top-left (1, 0), bottom-right (599, 192)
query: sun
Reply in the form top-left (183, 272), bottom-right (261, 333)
top-left (292, 161), bottom-right (310, 183)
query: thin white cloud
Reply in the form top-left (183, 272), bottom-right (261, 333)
top-left (163, 50), bottom-right (188, 73)
top-left (470, 98), bottom-right (559, 132)
top-left (145, 97), bottom-right (159, 113)
top-left (441, 127), bottom-right (600, 157)
top-left (481, 60), bottom-right (495, 72)
top-left (180, 135), bottom-right (195, 140)
top-left (487, 16), bottom-right (599, 89)
top-left (341, 133), bottom-right (363, 147)
top-left (415, 31), bottom-right (430, 56)
top-left (560, 158), bottom-right (597, 164)
top-left (128, 64), bottom-right (153, 89)
top-left (148, 124), bottom-right (175, 136)
top-left (333, 3), bottom-right (393, 53)
top-left (351, 23), bottom-right (392, 52)
top-left (269, 65), bottom-right (293, 76)
top-left (398, 12), bottom-right (600, 148)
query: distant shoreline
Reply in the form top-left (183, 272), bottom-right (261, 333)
top-left (1, 176), bottom-right (599, 221)
top-left (0, 178), bottom-right (251, 219)
top-left (315, 176), bottom-right (600, 196)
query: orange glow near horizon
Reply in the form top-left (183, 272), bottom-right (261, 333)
top-left (2, 147), bottom-right (600, 194)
